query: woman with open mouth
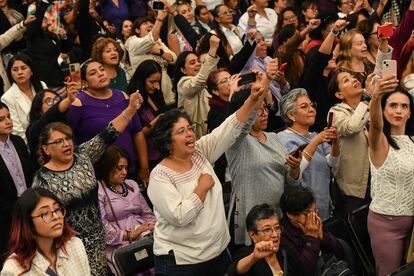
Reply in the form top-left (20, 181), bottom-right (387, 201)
top-left (32, 90), bottom-right (142, 275)
top-left (147, 70), bottom-right (272, 275)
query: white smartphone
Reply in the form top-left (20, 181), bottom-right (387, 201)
top-left (382, 60), bottom-right (397, 79)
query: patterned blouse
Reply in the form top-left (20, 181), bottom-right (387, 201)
top-left (33, 123), bottom-right (120, 276)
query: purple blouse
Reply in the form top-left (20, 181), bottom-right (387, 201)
top-left (67, 89), bottom-right (142, 171)
top-left (98, 179), bottom-right (156, 274)
top-left (101, 0), bottom-right (130, 37)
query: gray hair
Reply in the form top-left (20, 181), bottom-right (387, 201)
top-left (280, 88), bottom-right (309, 126)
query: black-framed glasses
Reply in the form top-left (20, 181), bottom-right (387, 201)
top-left (256, 224), bottom-right (283, 237)
top-left (259, 103), bottom-right (272, 114)
top-left (32, 206), bottom-right (66, 224)
top-left (45, 136), bottom-right (73, 146)
top-left (43, 96), bottom-right (61, 106)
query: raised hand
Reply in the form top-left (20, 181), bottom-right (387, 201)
top-left (372, 75), bottom-right (399, 97)
top-left (297, 211), bottom-right (320, 239)
top-left (129, 91), bottom-right (144, 110)
top-left (253, 241), bottom-right (278, 260)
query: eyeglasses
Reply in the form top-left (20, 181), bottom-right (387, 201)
top-left (32, 206), bottom-right (66, 224)
top-left (283, 15), bottom-right (297, 21)
top-left (294, 102), bottom-right (317, 111)
top-left (43, 96), bottom-right (61, 106)
top-left (256, 224), bottom-right (282, 237)
top-left (217, 77), bottom-right (230, 86)
top-left (259, 103), bottom-right (272, 115)
top-left (45, 136), bottom-right (73, 146)
top-left (174, 124), bottom-right (196, 135)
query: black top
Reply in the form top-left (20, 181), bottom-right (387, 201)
top-left (227, 245), bottom-right (301, 276)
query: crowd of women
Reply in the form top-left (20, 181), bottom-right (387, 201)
top-left (0, 0), bottom-right (414, 275)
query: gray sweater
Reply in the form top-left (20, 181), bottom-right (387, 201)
top-left (226, 114), bottom-right (300, 245)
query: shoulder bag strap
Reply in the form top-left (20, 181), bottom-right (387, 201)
top-left (99, 180), bottom-right (121, 228)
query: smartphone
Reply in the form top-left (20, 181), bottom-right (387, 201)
top-left (327, 112), bottom-right (334, 128)
top-left (69, 63), bottom-right (81, 83)
top-left (238, 72), bottom-right (256, 86)
top-left (382, 60), bottom-right (397, 79)
top-left (278, 62), bottom-right (287, 73)
top-left (378, 24), bottom-right (394, 38)
top-left (290, 143), bottom-right (308, 158)
top-left (152, 1), bottom-right (165, 10)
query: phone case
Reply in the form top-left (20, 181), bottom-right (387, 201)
top-left (382, 60), bottom-right (397, 78)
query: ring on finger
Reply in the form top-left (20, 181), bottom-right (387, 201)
top-left (384, 80), bottom-right (389, 85)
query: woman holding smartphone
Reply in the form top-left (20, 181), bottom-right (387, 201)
top-left (277, 88), bottom-right (340, 221)
top-left (368, 76), bottom-right (414, 276)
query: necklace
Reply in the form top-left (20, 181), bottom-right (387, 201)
top-left (287, 127), bottom-right (309, 137)
top-left (249, 131), bottom-right (266, 142)
top-left (108, 183), bottom-right (128, 197)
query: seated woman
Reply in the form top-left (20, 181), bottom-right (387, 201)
top-left (127, 60), bottom-right (168, 169)
top-left (1, 54), bottom-right (47, 143)
top-left (279, 186), bottom-right (345, 275)
top-left (277, 88), bottom-right (340, 221)
top-left (97, 145), bottom-right (155, 274)
top-left (174, 35), bottom-right (220, 139)
top-left (1, 187), bottom-right (90, 275)
top-left (147, 71), bottom-right (270, 275)
top-left (227, 203), bottom-right (300, 276)
top-left (32, 91), bottom-right (142, 275)
top-left (91, 37), bottom-right (128, 91)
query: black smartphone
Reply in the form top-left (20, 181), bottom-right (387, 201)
top-left (238, 72), bottom-right (256, 86)
top-left (152, 1), bottom-right (165, 10)
top-left (290, 143), bottom-right (308, 158)
top-left (327, 112), bottom-right (334, 128)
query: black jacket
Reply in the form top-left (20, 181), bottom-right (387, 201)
top-left (0, 134), bottom-right (33, 263)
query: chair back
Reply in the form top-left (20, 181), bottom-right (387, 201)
top-left (390, 262), bottom-right (414, 276)
top-left (112, 236), bottom-right (154, 276)
top-left (347, 204), bottom-right (376, 276)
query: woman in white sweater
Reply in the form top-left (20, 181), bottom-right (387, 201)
top-left (147, 73), bottom-right (270, 275)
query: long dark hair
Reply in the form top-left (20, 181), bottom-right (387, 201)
top-left (127, 60), bottom-right (167, 126)
top-left (381, 89), bottom-right (414, 150)
top-left (29, 89), bottom-right (59, 124)
top-left (7, 54), bottom-right (43, 93)
top-left (7, 188), bottom-right (75, 274)
top-left (173, 51), bottom-right (193, 92)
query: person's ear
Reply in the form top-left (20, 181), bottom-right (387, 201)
top-left (248, 230), bottom-right (259, 244)
top-left (335, 91), bottom-right (344, 100)
top-left (180, 67), bottom-right (186, 75)
top-left (287, 112), bottom-right (296, 122)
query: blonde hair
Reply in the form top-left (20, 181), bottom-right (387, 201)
top-left (337, 30), bottom-right (363, 69)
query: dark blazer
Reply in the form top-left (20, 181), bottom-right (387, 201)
top-left (0, 135), bottom-right (33, 264)
top-left (227, 245), bottom-right (301, 276)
